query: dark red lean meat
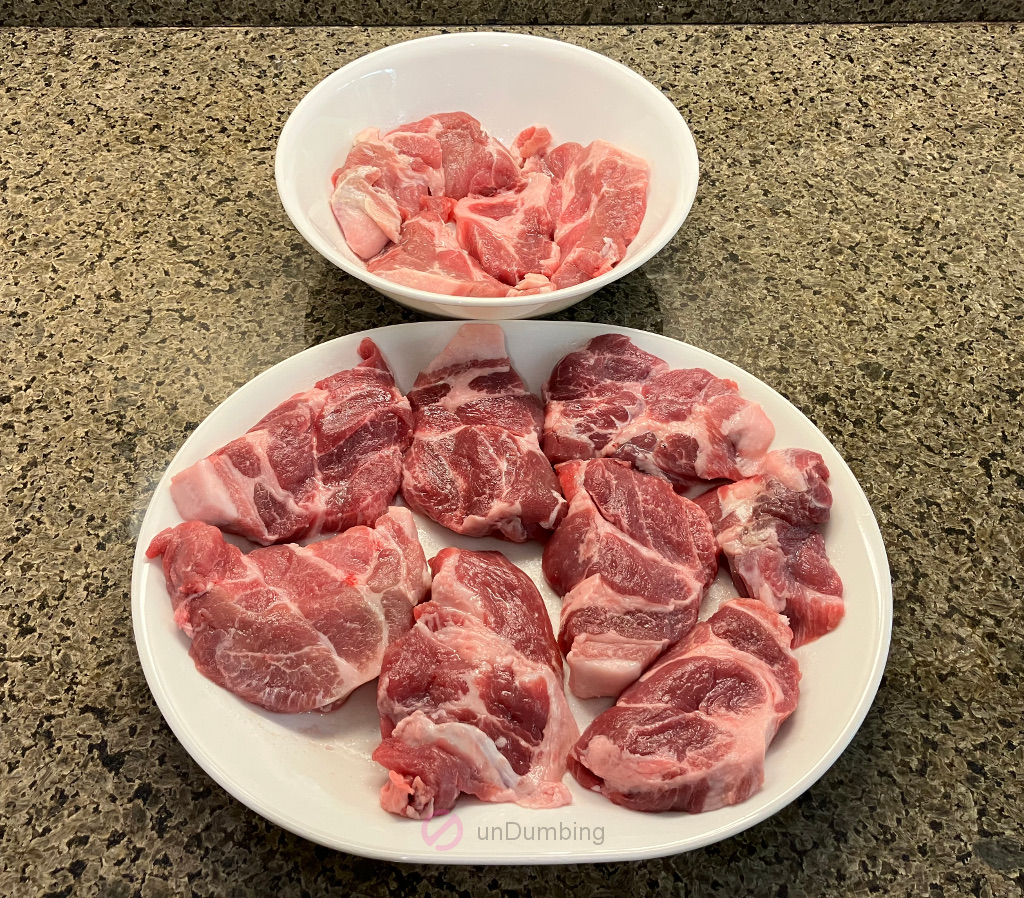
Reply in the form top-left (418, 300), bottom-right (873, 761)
top-left (374, 549), bottom-right (577, 819)
top-left (169, 339), bottom-right (412, 546)
top-left (401, 323), bottom-right (567, 542)
top-left (146, 507), bottom-right (430, 713)
top-left (542, 459), bottom-right (717, 698)
top-left (568, 599), bottom-right (800, 813)
top-left (695, 448), bottom-right (844, 646)
top-left (543, 334), bottom-right (775, 487)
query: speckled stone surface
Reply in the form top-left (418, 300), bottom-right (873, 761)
top-left (4, 0), bottom-right (1024, 26)
top-left (1, 23), bottom-right (1022, 898)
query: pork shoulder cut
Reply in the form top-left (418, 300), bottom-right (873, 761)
top-left (568, 598), bottom-right (800, 813)
top-left (146, 507), bottom-right (430, 713)
top-left (374, 548), bottom-right (578, 818)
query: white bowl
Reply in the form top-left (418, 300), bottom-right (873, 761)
top-left (275, 32), bottom-right (700, 320)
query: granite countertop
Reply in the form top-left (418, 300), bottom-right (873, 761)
top-left (2, 23), bottom-right (1022, 897)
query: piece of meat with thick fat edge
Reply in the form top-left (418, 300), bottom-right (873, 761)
top-left (542, 458), bottom-right (718, 698)
top-left (374, 548), bottom-right (577, 818)
top-left (568, 598), bottom-right (800, 813)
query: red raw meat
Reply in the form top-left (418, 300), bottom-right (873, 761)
top-left (329, 113), bottom-right (651, 295)
top-left (511, 126), bottom-right (552, 168)
top-left (329, 124), bottom-right (445, 260)
top-left (430, 111), bottom-right (522, 200)
top-left (542, 459), bottom-right (718, 698)
top-left (329, 165), bottom-right (402, 260)
top-left (507, 273), bottom-right (556, 295)
top-left (543, 334), bottom-right (775, 487)
top-left (521, 139), bottom-right (584, 181)
top-left (551, 140), bottom-right (649, 289)
top-left (568, 599), bottom-right (800, 813)
top-left (427, 548), bottom-right (563, 674)
top-left (401, 324), bottom-right (567, 542)
top-left (169, 339), bottom-right (412, 545)
top-left (374, 549), bottom-right (577, 818)
top-left (146, 507), bottom-right (430, 713)
top-left (366, 210), bottom-right (512, 296)
top-left (454, 172), bottom-right (560, 286)
top-left (366, 212), bottom-right (510, 297)
top-left (519, 139), bottom-right (586, 231)
top-left (695, 449), bottom-right (844, 646)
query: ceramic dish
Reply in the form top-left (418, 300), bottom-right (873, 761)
top-left (275, 33), bottom-right (699, 320)
top-left (131, 321), bottom-right (892, 863)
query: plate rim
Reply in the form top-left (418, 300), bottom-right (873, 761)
top-left (130, 320), bottom-right (893, 864)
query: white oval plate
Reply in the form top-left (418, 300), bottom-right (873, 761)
top-left (131, 321), bottom-right (892, 864)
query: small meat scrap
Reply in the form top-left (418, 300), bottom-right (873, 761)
top-left (170, 339), bottom-right (412, 545)
top-left (146, 507), bottom-right (430, 713)
top-left (568, 599), bottom-right (800, 813)
top-left (542, 459), bottom-right (718, 698)
top-left (401, 323), bottom-right (567, 542)
top-left (329, 123), bottom-right (445, 260)
top-left (695, 448), bottom-right (844, 646)
top-left (510, 126), bottom-right (552, 168)
top-left (543, 333), bottom-right (775, 487)
top-left (430, 111), bottom-right (522, 200)
top-left (329, 114), bottom-right (650, 295)
top-left (374, 548), bottom-right (578, 819)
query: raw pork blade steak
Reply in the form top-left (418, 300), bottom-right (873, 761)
top-left (695, 448), bottom-right (844, 646)
top-left (550, 140), bottom-right (649, 290)
top-left (374, 548), bottom-right (578, 819)
top-left (543, 333), bottom-right (776, 487)
top-left (453, 172), bottom-right (560, 287)
top-left (430, 111), bottom-right (522, 200)
top-left (401, 323), bottom-right (567, 542)
top-left (169, 339), bottom-right (413, 546)
top-left (366, 211), bottom-right (510, 297)
top-left (568, 599), bottom-right (800, 813)
top-left (146, 507), bottom-right (431, 713)
top-left (542, 459), bottom-right (718, 699)
top-left (329, 123), bottom-right (444, 260)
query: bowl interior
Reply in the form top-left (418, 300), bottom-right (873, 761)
top-left (277, 33), bottom-right (698, 281)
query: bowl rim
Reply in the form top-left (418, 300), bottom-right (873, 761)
top-left (275, 31), bottom-right (700, 308)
